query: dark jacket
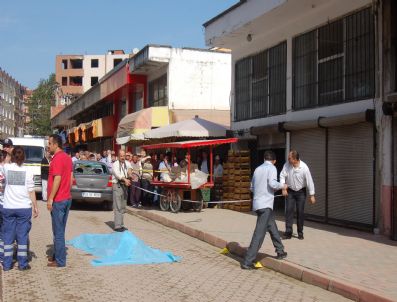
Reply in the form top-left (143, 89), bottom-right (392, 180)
top-left (41, 157), bottom-right (50, 180)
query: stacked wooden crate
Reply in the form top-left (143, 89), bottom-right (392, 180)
top-left (222, 150), bottom-right (252, 212)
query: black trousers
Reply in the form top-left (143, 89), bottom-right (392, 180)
top-left (285, 188), bottom-right (306, 235)
top-left (140, 179), bottom-right (152, 205)
top-left (243, 208), bottom-right (284, 266)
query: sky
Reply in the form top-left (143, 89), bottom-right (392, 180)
top-left (0, 0), bottom-right (237, 89)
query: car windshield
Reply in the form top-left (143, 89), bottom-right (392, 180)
top-left (19, 145), bottom-right (44, 163)
top-left (74, 162), bottom-right (108, 175)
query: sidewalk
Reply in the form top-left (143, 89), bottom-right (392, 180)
top-left (127, 207), bottom-right (397, 302)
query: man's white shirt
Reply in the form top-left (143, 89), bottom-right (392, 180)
top-left (112, 160), bottom-right (132, 184)
top-left (280, 160), bottom-right (315, 195)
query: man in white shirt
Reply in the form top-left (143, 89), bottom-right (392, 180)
top-left (213, 155), bottom-right (223, 178)
top-left (280, 150), bottom-right (316, 240)
top-left (241, 151), bottom-right (288, 270)
top-left (200, 151), bottom-right (209, 174)
top-left (112, 150), bottom-right (132, 232)
top-left (71, 151), bottom-right (80, 163)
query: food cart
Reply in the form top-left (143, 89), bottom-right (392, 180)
top-left (142, 138), bottom-right (238, 213)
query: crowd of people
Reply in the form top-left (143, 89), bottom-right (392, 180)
top-left (0, 134), bottom-right (316, 271)
top-left (67, 148), bottom-right (224, 208)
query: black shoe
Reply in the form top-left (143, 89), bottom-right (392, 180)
top-left (277, 251), bottom-right (288, 259)
top-left (298, 233), bottom-right (304, 240)
top-left (283, 233), bottom-right (292, 239)
top-left (18, 265), bottom-right (31, 271)
top-left (240, 263), bottom-right (255, 270)
top-left (114, 227), bottom-right (127, 232)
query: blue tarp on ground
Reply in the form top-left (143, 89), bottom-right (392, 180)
top-left (67, 231), bottom-right (181, 267)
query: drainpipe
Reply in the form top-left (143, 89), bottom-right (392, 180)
top-left (285, 131), bottom-right (290, 161)
top-left (318, 117), bottom-right (328, 223)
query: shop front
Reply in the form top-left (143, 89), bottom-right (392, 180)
top-left (282, 110), bottom-right (375, 230)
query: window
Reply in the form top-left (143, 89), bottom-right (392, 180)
top-left (62, 77), bottom-right (67, 86)
top-left (70, 59), bottom-right (83, 69)
top-left (234, 42), bottom-right (287, 121)
top-left (91, 59), bottom-right (99, 68)
top-left (69, 76), bottom-right (83, 86)
top-left (149, 74), bottom-right (168, 107)
top-left (74, 162), bottom-right (108, 175)
top-left (20, 146), bottom-right (44, 163)
top-left (91, 77), bottom-right (98, 86)
top-left (293, 8), bottom-right (375, 110)
top-left (62, 59), bottom-right (68, 69)
top-left (113, 58), bottom-right (122, 67)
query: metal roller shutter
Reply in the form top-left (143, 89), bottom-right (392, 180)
top-left (393, 117), bottom-right (397, 240)
top-left (290, 128), bottom-right (326, 220)
top-left (328, 122), bottom-right (374, 226)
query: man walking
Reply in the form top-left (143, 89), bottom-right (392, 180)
top-left (112, 150), bottom-right (131, 232)
top-left (280, 150), bottom-right (315, 240)
top-left (47, 134), bottom-right (73, 268)
top-left (241, 151), bottom-right (288, 270)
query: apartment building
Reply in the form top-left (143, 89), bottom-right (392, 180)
top-left (0, 68), bottom-right (25, 139)
top-left (53, 50), bottom-right (129, 117)
top-left (204, 0), bottom-right (397, 238)
top-left (51, 45), bottom-right (231, 152)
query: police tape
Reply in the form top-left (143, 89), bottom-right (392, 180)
top-left (129, 183), bottom-right (284, 205)
top-left (24, 163), bottom-right (49, 167)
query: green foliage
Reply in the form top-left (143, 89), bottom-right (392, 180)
top-left (27, 74), bottom-right (56, 136)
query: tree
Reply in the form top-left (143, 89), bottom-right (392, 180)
top-left (27, 74), bottom-right (57, 136)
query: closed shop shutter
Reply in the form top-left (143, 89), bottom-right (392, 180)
top-left (328, 122), bottom-right (374, 226)
top-left (291, 128), bottom-right (326, 220)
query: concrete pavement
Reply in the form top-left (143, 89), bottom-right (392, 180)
top-left (1, 201), bottom-right (347, 302)
top-left (128, 207), bottom-right (397, 302)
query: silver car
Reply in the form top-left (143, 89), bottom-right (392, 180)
top-left (71, 160), bottom-right (113, 210)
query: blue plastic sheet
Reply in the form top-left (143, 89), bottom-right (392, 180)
top-left (67, 231), bottom-right (181, 267)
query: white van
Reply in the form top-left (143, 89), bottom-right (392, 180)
top-left (9, 136), bottom-right (48, 193)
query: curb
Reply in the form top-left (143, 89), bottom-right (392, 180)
top-left (127, 208), bottom-right (396, 302)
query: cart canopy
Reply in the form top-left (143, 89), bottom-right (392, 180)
top-left (142, 138), bottom-right (238, 150)
top-left (143, 116), bottom-right (228, 139)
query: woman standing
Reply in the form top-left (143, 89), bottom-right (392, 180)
top-left (2, 146), bottom-right (39, 271)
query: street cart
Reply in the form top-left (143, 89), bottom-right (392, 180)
top-left (142, 138), bottom-right (238, 213)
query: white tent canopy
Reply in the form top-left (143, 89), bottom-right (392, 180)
top-left (143, 116), bottom-right (229, 139)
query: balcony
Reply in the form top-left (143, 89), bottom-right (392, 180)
top-left (129, 45), bottom-right (171, 75)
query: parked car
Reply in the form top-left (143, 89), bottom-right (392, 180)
top-left (71, 160), bottom-right (113, 210)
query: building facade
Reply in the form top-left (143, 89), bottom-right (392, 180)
top-left (51, 45), bottom-right (231, 153)
top-left (205, 0), bottom-right (397, 238)
top-left (0, 68), bottom-right (25, 139)
top-left (53, 50), bottom-right (129, 118)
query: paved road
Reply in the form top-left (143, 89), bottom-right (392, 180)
top-left (2, 201), bottom-right (349, 302)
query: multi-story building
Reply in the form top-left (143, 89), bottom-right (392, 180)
top-left (22, 89), bottom-right (33, 135)
top-left (204, 0), bottom-right (397, 238)
top-left (0, 68), bottom-right (25, 139)
top-left (51, 45), bottom-right (231, 152)
top-left (53, 50), bottom-right (129, 118)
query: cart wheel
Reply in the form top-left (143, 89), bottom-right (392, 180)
top-left (193, 199), bottom-right (203, 212)
top-left (160, 190), bottom-right (170, 211)
top-left (170, 191), bottom-right (182, 213)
